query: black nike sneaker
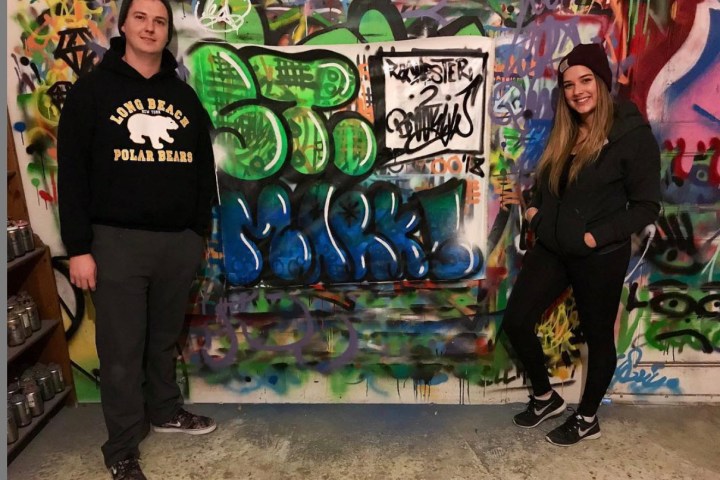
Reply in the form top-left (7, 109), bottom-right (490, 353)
top-left (513, 390), bottom-right (566, 428)
top-left (546, 412), bottom-right (601, 446)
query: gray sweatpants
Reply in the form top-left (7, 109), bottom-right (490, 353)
top-left (90, 225), bottom-right (204, 467)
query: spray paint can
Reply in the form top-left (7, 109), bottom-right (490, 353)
top-left (35, 370), bottom-right (56, 401)
top-left (7, 311), bottom-right (26, 346)
top-left (16, 220), bottom-right (35, 252)
top-left (17, 308), bottom-right (33, 339)
top-left (9, 394), bottom-right (31, 427)
top-left (24, 303), bottom-right (41, 332)
top-left (7, 231), bottom-right (15, 261)
top-left (14, 292), bottom-right (41, 331)
top-left (7, 226), bottom-right (25, 258)
top-left (7, 382), bottom-right (22, 398)
top-left (19, 377), bottom-right (37, 393)
top-left (23, 383), bottom-right (44, 417)
top-left (20, 369), bottom-right (36, 385)
top-left (47, 363), bottom-right (65, 393)
top-left (8, 409), bottom-right (19, 444)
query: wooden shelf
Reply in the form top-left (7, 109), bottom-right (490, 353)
top-left (7, 246), bottom-right (45, 273)
top-left (7, 319), bottom-right (62, 363)
top-left (7, 107), bottom-right (76, 464)
top-left (7, 387), bottom-right (72, 461)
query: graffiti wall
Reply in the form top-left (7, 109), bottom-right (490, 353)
top-left (7, 0), bottom-right (719, 404)
top-left (192, 39), bottom-right (492, 287)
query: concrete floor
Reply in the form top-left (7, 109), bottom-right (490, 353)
top-left (7, 402), bottom-right (720, 480)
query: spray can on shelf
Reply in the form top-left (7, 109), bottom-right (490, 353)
top-left (16, 220), bottom-right (35, 252)
top-left (35, 369), bottom-right (56, 401)
top-left (9, 394), bottom-right (31, 427)
top-left (25, 303), bottom-right (41, 332)
top-left (16, 292), bottom-right (42, 331)
top-left (8, 409), bottom-right (19, 444)
top-left (16, 307), bottom-right (34, 339)
top-left (7, 311), bottom-right (26, 346)
top-left (7, 226), bottom-right (25, 258)
top-left (7, 231), bottom-right (15, 261)
top-left (20, 369), bottom-right (36, 385)
top-left (47, 363), bottom-right (66, 393)
top-left (7, 382), bottom-right (22, 397)
top-left (23, 383), bottom-right (44, 417)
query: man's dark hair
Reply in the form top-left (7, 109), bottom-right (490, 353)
top-left (118, 0), bottom-right (174, 45)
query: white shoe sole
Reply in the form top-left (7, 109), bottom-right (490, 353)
top-left (152, 424), bottom-right (217, 435)
top-left (513, 401), bottom-right (567, 429)
top-left (545, 430), bottom-right (601, 447)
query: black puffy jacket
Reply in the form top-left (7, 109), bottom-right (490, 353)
top-left (529, 101), bottom-right (661, 257)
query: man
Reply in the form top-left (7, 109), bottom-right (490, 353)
top-left (58, 1), bottom-right (217, 478)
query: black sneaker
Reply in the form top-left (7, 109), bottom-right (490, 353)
top-left (152, 408), bottom-right (217, 435)
top-left (109, 457), bottom-right (146, 480)
top-left (513, 390), bottom-right (566, 428)
top-left (545, 413), bottom-right (601, 446)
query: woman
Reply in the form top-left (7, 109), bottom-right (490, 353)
top-left (501, 43), bottom-right (661, 446)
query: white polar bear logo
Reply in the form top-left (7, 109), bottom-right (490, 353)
top-left (127, 113), bottom-right (179, 149)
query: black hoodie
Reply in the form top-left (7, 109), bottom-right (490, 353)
top-left (58, 37), bottom-right (216, 256)
top-left (528, 101), bottom-right (661, 257)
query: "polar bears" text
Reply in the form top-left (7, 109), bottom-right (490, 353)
top-left (113, 149), bottom-right (193, 163)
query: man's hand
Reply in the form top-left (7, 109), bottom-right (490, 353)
top-left (69, 254), bottom-right (97, 291)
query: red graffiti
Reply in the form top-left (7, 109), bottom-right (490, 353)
top-left (709, 137), bottom-right (720, 186)
top-left (664, 138), bottom-right (689, 180)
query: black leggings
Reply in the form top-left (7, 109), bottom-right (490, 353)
top-left (501, 241), bottom-right (630, 416)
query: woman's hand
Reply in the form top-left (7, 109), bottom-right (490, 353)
top-left (500, 188), bottom-right (521, 210)
top-left (525, 207), bottom-right (538, 223)
top-left (584, 232), bottom-right (597, 248)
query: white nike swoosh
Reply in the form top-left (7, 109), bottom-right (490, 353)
top-left (578, 425), bottom-right (594, 436)
top-left (533, 403), bottom-right (554, 416)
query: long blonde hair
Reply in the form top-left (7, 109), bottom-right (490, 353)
top-left (536, 73), bottom-right (614, 196)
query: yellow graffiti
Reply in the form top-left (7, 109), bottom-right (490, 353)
top-left (537, 290), bottom-right (580, 379)
top-left (32, 85), bottom-right (62, 126)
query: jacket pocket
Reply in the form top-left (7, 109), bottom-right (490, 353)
top-left (534, 210), bottom-right (560, 252)
top-left (557, 207), bottom-right (594, 256)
